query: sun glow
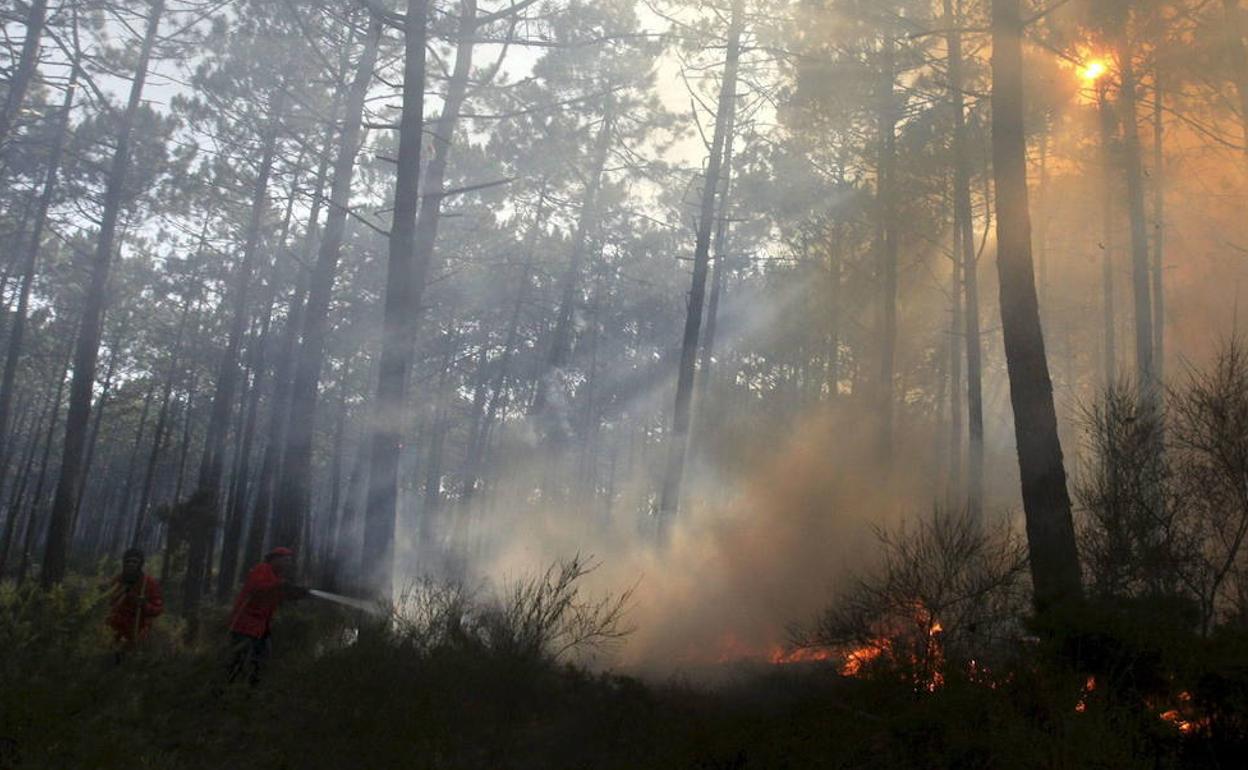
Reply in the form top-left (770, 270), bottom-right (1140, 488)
top-left (1080, 60), bottom-right (1108, 82)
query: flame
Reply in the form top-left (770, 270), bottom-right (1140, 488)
top-left (839, 642), bottom-right (888, 675)
top-left (769, 646), bottom-right (837, 665)
top-left (1075, 675), bottom-right (1096, 713)
top-left (1158, 691), bottom-right (1208, 734)
top-left (1076, 681), bottom-right (1208, 734)
top-left (692, 603), bottom-right (950, 694)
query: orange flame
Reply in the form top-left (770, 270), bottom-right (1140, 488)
top-left (839, 642), bottom-right (888, 675)
top-left (1075, 675), bottom-right (1096, 713)
top-left (1158, 691), bottom-right (1207, 734)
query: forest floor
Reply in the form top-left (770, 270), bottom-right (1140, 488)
top-left (1, 576), bottom-right (1241, 769)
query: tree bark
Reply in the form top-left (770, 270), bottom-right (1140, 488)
top-left (1098, 82), bottom-right (1118, 384)
top-left (182, 94), bottom-right (281, 627)
top-left (946, 0), bottom-right (984, 520)
top-left (272, 16), bottom-right (382, 551)
top-left (0, 374), bottom-right (55, 576)
top-left (364, 0), bottom-right (429, 599)
top-left (71, 319), bottom-right (128, 541)
top-left (18, 344), bottom-right (72, 584)
top-left (1152, 75), bottom-right (1165, 382)
top-left (697, 103), bottom-right (738, 405)
top-left (1223, 0), bottom-right (1248, 174)
top-left (0, 59), bottom-right (78, 474)
top-left (216, 302), bottom-right (274, 598)
top-left (131, 294), bottom-right (195, 547)
top-left (0, 0), bottom-right (49, 159)
top-left (991, 0), bottom-right (1083, 611)
top-left (463, 191), bottom-right (546, 505)
top-left (948, 192), bottom-right (964, 504)
top-left (530, 101), bottom-right (614, 434)
top-left (1114, 30), bottom-right (1156, 394)
top-left (107, 382), bottom-right (157, 554)
top-left (245, 135), bottom-right (334, 573)
top-left (657, 0), bottom-right (742, 522)
top-left (876, 34), bottom-right (899, 463)
top-left (40, 0), bottom-right (165, 586)
top-left (160, 374), bottom-right (199, 585)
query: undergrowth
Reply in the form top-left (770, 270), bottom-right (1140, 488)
top-left (2, 558), bottom-right (1246, 768)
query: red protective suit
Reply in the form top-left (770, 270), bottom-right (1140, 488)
top-left (229, 562), bottom-right (288, 638)
top-left (107, 574), bottom-right (164, 642)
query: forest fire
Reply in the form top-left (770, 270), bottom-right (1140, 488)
top-left (1075, 679), bottom-right (1208, 735)
top-left (6, 0), bottom-right (1248, 764)
top-left (1157, 692), bottom-right (1209, 735)
top-left (759, 607), bottom-right (946, 688)
top-left (692, 635), bottom-right (884, 673)
top-left (768, 645), bottom-right (838, 666)
top-left (1075, 675), bottom-right (1096, 713)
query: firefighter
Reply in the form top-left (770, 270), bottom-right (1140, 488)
top-left (106, 547), bottom-right (164, 648)
top-left (226, 546), bottom-right (307, 685)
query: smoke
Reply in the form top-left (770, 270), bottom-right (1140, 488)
top-left (412, 399), bottom-right (943, 679)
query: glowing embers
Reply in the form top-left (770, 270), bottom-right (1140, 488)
top-left (769, 645), bottom-right (837, 665)
top-left (1157, 691), bottom-right (1209, 735)
top-left (1075, 675), bottom-right (1096, 713)
top-left (780, 604), bottom-right (948, 692)
top-left (1075, 678), bottom-right (1209, 734)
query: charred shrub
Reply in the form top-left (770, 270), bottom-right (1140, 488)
top-left (793, 508), bottom-right (1029, 685)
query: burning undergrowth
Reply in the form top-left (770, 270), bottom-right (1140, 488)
top-left (787, 509), bottom-right (1031, 688)
top-left (467, 403), bottom-right (943, 677)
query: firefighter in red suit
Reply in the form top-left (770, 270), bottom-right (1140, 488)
top-left (107, 547), bottom-right (164, 646)
top-left (226, 546), bottom-right (307, 685)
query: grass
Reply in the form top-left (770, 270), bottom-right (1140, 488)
top-left (2, 573), bottom-right (1245, 769)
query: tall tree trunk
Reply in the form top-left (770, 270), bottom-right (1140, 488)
top-left (131, 295), bottom-right (195, 547)
top-left (214, 183), bottom-right (302, 588)
top-left (991, 0), bottom-right (1083, 611)
top-left (1152, 76), bottom-right (1165, 382)
top-left (463, 191), bottom-right (546, 504)
top-left (107, 382), bottom-right (156, 554)
top-left (657, 0), bottom-right (742, 522)
top-left (1114, 31), bottom-right (1156, 394)
top-left (320, 374), bottom-right (350, 588)
top-left (0, 389), bottom-right (37, 526)
top-left (827, 216), bottom-right (844, 396)
top-left (697, 105), bottom-right (738, 405)
top-left (364, 0), bottom-right (429, 599)
top-left (39, 0), bottom-right (165, 586)
top-left (1098, 82), bottom-right (1118, 384)
top-left (948, 195), bottom-right (964, 504)
top-left (420, 327), bottom-right (458, 548)
top-left (0, 0), bottom-right (49, 158)
top-left (272, 16), bottom-right (382, 551)
top-left (0, 378), bottom-right (54, 575)
top-left (876, 34), bottom-right (899, 463)
top-left (1035, 128), bottom-right (1051, 306)
top-left (18, 344), bottom-right (72, 584)
top-left (0, 60), bottom-right (78, 472)
top-left (339, 408), bottom-right (371, 590)
top-left (530, 101), bottom-right (614, 433)
top-left (409, 0), bottom-right (478, 276)
top-left (947, 0), bottom-right (984, 519)
top-left (1223, 0), bottom-right (1248, 174)
top-left (245, 134), bottom-right (335, 573)
top-left (160, 375), bottom-right (199, 585)
top-left (72, 319), bottom-right (128, 540)
top-left (182, 95), bottom-right (281, 629)
top-left (216, 308), bottom-right (273, 598)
